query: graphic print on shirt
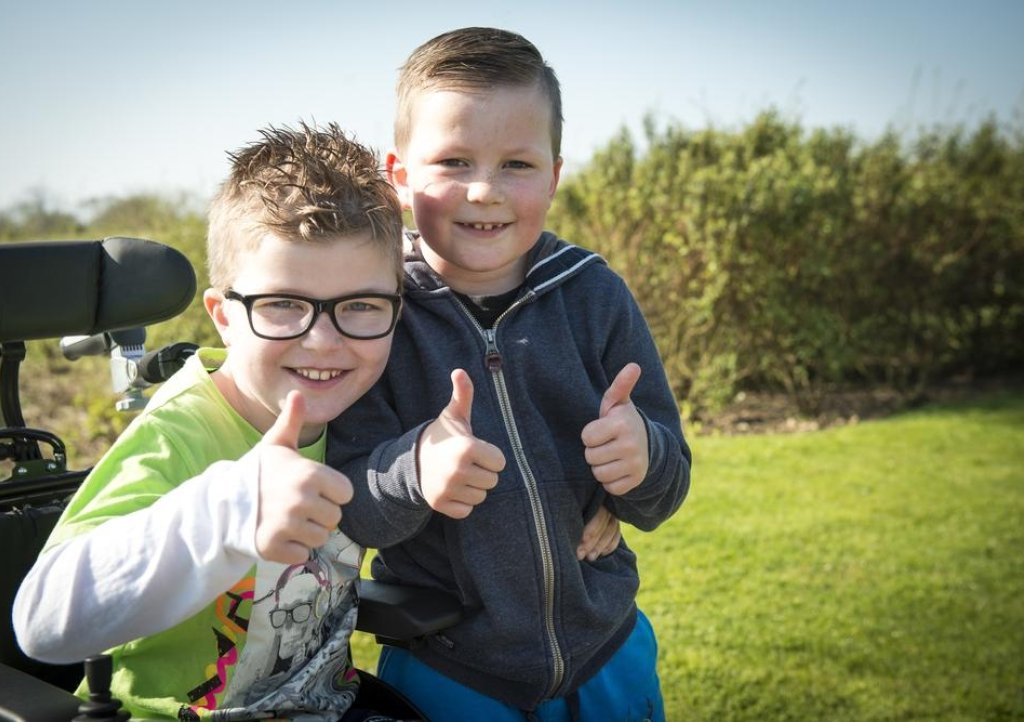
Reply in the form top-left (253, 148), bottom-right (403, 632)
top-left (181, 531), bottom-right (363, 721)
top-left (184, 577), bottom-right (254, 710)
top-left (257, 557), bottom-right (333, 681)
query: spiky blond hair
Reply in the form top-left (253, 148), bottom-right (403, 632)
top-left (207, 122), bottom-right (403, 289)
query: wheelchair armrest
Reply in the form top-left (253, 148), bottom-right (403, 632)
top-left (0, 237), bottom-right (196, 343)
top-left (356, 580), bottom-right (463, 646)
top-left (0, 582), bottom-right (461, 721)
top-left (0, 662), bottom-right (80, 722)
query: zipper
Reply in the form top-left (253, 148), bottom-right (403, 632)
top-left (456, 295), bottom-right (566, 697)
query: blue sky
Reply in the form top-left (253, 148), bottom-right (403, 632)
top-left (1, 0), bottom-right (1022, 211)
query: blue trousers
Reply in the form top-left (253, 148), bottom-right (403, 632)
top-left (377, 609), bottom-right (665, 722)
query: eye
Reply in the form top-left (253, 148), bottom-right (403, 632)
top-left (337, 297), bottom-right (389, 313)
top-left (260, 298), bottom-right (306, 312)
top-left (505, 160), bottom-right (533, 170)
top-left (437, 158), bottom-right (469, 168)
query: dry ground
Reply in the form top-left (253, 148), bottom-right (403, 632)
top-left (695, 373), bottom-right (1023, 436)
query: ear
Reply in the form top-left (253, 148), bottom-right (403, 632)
top-left (548, 156), bottom-right (564, 201)
top-left (386, 149), bottom-right (413, 210)
top-left (203, 288), bottom-right (234, 347)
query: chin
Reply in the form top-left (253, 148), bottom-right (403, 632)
top-left (304, 408), bottom-right (343, 426)
top-left (310, 397), bottom-right (358, 422)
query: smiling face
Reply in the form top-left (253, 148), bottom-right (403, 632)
top-left (388, 83), bottom-right (563, 296)
top-left (204, 232), bottom-right (398, 445)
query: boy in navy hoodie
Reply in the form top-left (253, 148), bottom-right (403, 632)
top-left (328, 27), bottom-right (691, 722)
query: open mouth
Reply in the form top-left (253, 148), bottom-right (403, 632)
top-left (461, 222), bottom-right (510, 231)
top-left (292, 368), bottom-right (343, 382)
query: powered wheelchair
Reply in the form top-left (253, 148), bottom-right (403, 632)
top-left (0, 237), bottom-right (462, 721)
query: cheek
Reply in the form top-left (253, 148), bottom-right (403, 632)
top-left (237, 338), bottom-right (284, 379)
top-left (411, 194), bottom-right (449, 235)
top-left (525, 193), bottom-right (555, 228)
top-left (360, 339), bottom-right (394, 379)
top-left (521, 181), bottom-right (556, 211)
top-left (414, 178), bottom-right (460, 207)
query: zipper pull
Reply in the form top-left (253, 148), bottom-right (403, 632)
top-left (484, 329), bottom-right (502, 372)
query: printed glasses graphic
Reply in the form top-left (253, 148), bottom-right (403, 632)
top-left (270, 585), bottom-right (330, 628)
top-left (225, 290), bottom-right (401, 341)
top-left (270, 600), bottom-right (314, 628)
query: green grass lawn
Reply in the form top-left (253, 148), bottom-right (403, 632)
top-left (354, 389), bottom-right (1024, 720)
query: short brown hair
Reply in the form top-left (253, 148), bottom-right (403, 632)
top-left (394, 27), bottom-right (563, 158)
top-left (207, 122), bottom-right (403, 289)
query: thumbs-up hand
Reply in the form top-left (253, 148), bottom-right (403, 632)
top-left (255, 391), bottom-right (354, 564)
top-left (581, 363), bottom-right (649, 496)
top-left (418, 369), bottom-right (506, 519)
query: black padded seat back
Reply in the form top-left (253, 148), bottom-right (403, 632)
top-left (0, 237), bottom-right (197, 343)
top-left (0, 236), bottom-right (196, 696)
top-left (0, 501), bottom-right (84, 692)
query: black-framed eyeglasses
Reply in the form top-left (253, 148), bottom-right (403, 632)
top-left (224, 289), bottom-right (402, 341)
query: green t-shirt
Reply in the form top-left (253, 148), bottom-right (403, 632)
top-left (46, 349), bottom-right (362, 720)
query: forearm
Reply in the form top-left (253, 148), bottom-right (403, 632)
top-left (600, 283), bottom-right (692, 529)
top-left (13, 454), bottom-right (260, 664)
top-left (336, 424), bottom-right (433, 548)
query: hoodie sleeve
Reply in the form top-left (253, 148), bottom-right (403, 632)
top-left (326, 378), bottom-right (434, 548)
top-left (598, 274), bottom-right (692, 530)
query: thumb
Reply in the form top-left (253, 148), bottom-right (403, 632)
top-left (444, 369), bottom-right (474, 432)
top-left (600, 363), bottom-right (641, 417)
top-left (262, 390), bottom-right (305, 449)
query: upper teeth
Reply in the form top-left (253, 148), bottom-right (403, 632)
top-left (472, 223), bottom-right (502, 231)
top-left (296, 368), bottom-right (341, 381)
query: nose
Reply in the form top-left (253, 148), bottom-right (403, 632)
top-left (303, 308), bottom-right (347, 346)
top-left (465, 173), bottom-right (503, 204)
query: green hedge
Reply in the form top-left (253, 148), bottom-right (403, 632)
top-left (5, 111), bottom-right (1023, 423)
top-left (548, 111), bottom-right (1024, 418)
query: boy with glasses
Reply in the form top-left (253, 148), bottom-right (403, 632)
top-left (15, 123), bottom-right (405, 720)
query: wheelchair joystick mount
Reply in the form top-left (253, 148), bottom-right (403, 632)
top-left (73, 654), bottom-right (130, 721)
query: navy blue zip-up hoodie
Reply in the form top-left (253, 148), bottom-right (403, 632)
top-left (327, 231), bottom-right (691, 709)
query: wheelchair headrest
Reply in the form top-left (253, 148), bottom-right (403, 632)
top-left (0, 237), bottom-right (197, 342)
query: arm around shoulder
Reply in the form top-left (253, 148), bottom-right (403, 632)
top-left (328, 415), bottom-right (434, 548)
